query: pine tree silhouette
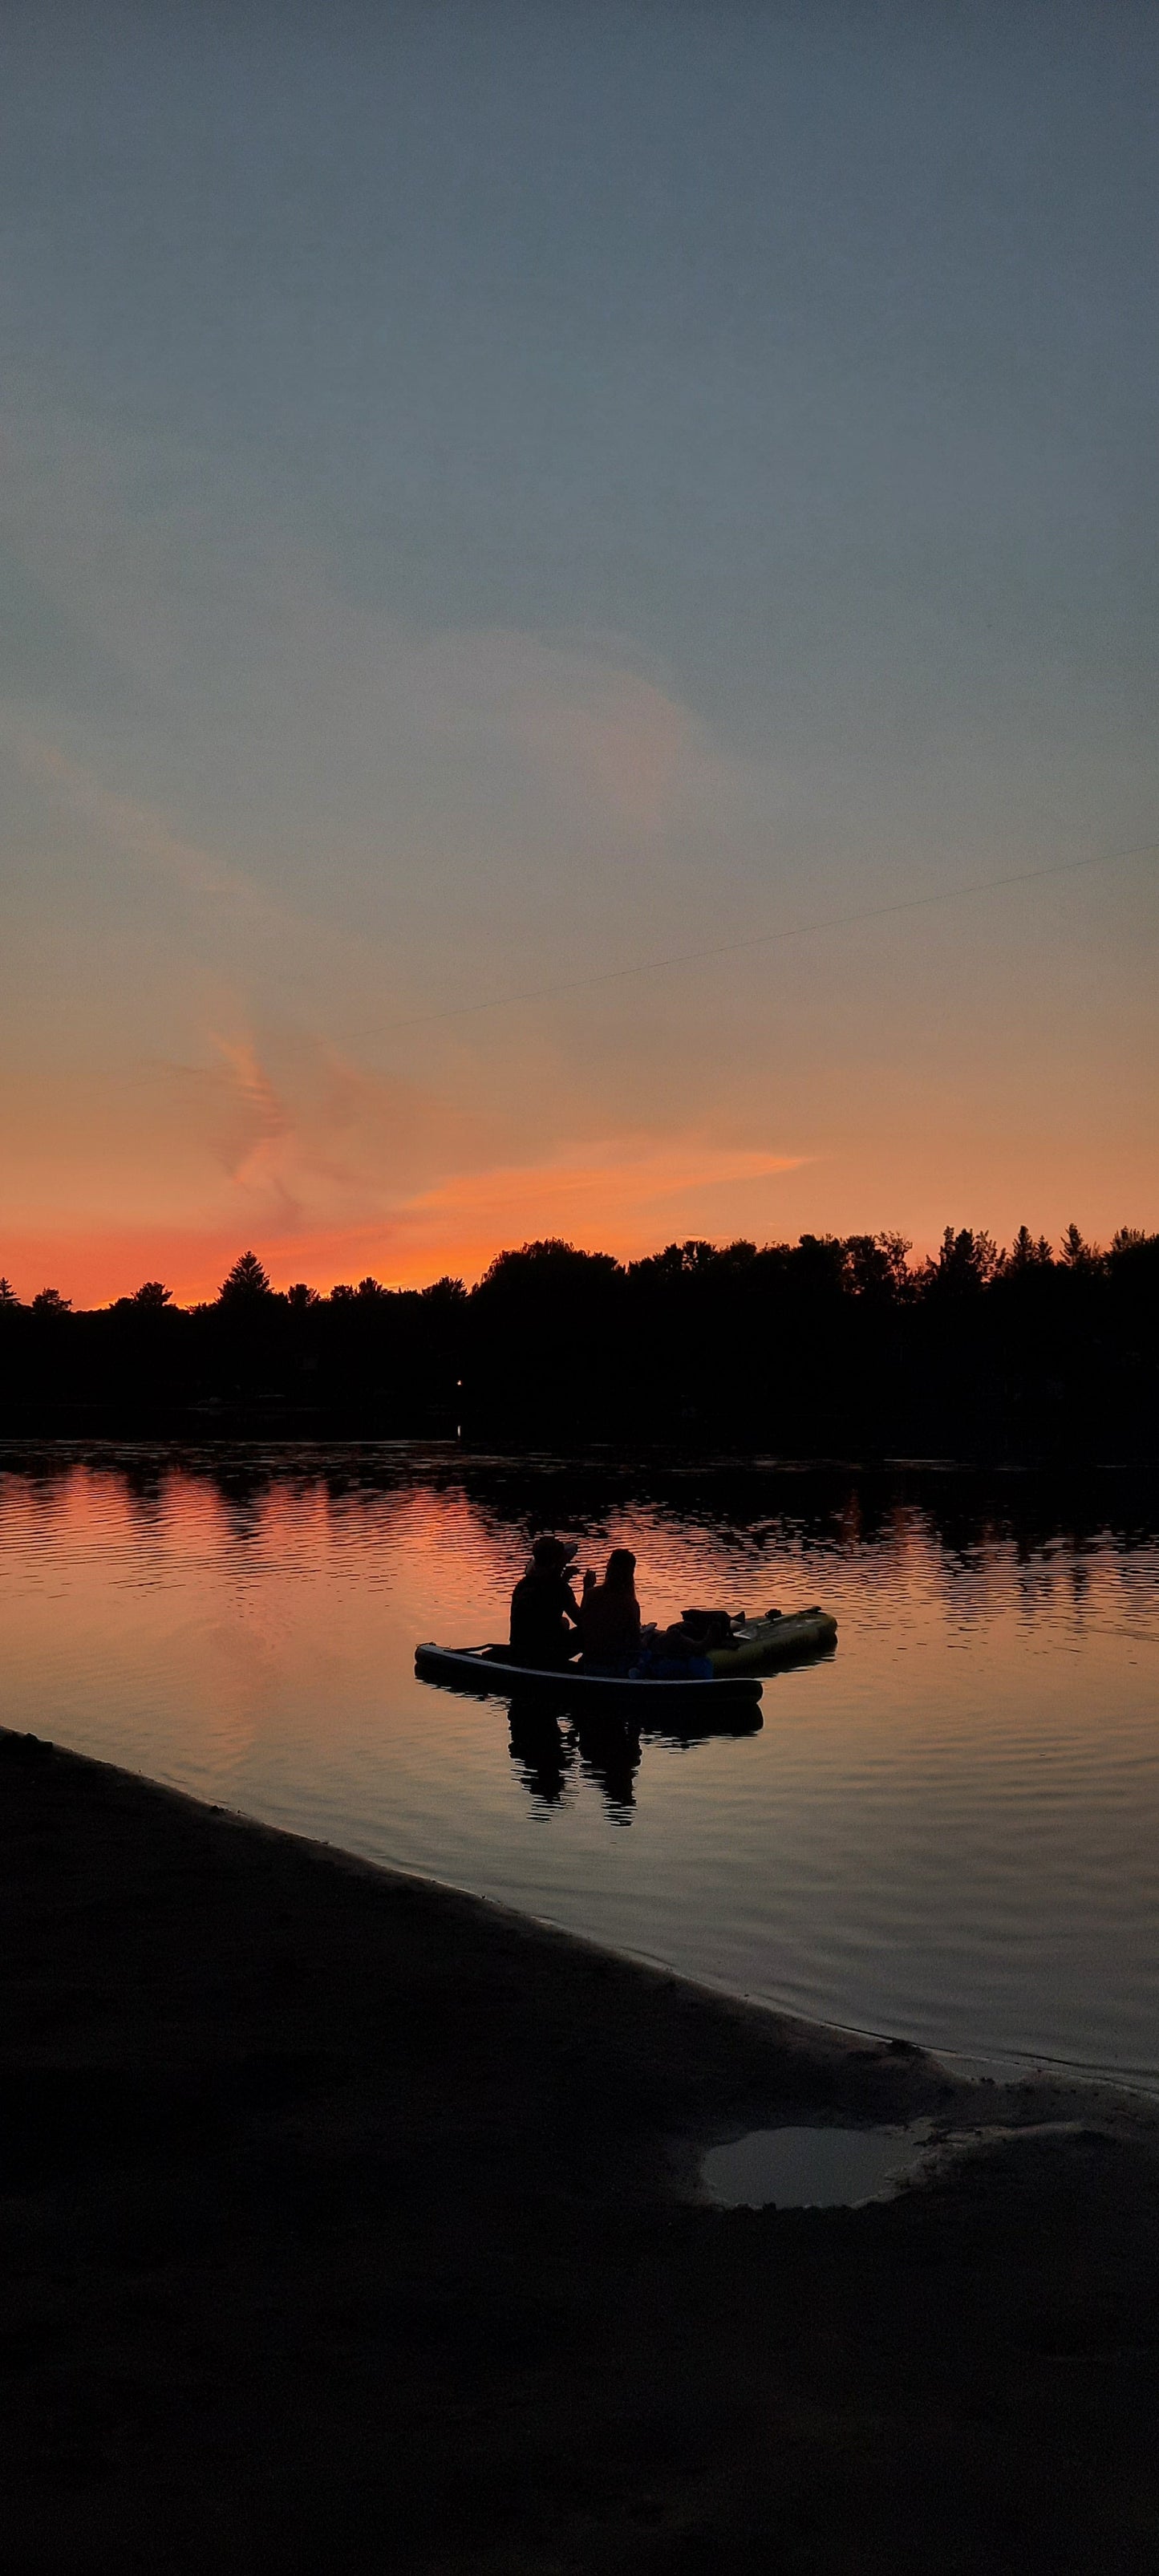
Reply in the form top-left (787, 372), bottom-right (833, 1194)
top-left (219, 1251), bottom-right (273, 1304)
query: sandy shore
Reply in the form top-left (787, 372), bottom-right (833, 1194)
top-left (3, 1725), bottom-right (1159, 2572)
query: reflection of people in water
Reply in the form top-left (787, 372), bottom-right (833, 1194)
top-left (508, 1702), bottom-right (641, 1818)
top-left (509, 1534), bottom-right (582, 1668)
top-left (508, 1697), bottom-right (574, 1805)
top-left (573, 1710), bottom-right (641, 1817)
top-left (577, 1547), bottom-right (642, 1672)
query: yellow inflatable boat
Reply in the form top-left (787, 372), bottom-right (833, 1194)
top-left (707, 1607), bottom-right (837, 1674)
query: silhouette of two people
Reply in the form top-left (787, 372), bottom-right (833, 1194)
top-left (509, 1537), bottom-right (642, 1673)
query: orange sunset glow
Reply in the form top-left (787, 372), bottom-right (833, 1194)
top-left (2, 6), bottom-right (1156, 1309)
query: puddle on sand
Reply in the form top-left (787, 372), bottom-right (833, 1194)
top-left (699, 2121), bottom-right (934, 2209)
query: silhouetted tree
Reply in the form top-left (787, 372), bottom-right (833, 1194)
top-left (477, 1240), bottom-right (620, 1294)
top-left (1060, 1223), bottom-right (1102, 1273)
top-left (1105, 1229), bottom-right (1159, 1303)
top-left (1007, 1226), bottom-right (1052, 1272)
top-left (794, 1234), bottom-right (851, 1296)
top-left (926, 1227), bottom-right (1004, 1293)
top-left (286, 1283), bottom-right (319, 1310)
top-left (0, 1277), bottom-right (19, 1308)
top-left (218, 1251), bottom-right (273, 1304)
top-left (130, 1280), bottom-right (172, 1308)
top-left (845, 1233), bottom-right (913, 1300)
top-left (30, 1287), bottom-right (71, 1315)
top-left (421, 1276), bottom-right (467, 1307)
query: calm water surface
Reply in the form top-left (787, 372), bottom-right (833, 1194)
top-left (2, 1446), bottom-right (1157, 2083)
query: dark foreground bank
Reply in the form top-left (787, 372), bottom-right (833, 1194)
top-left (3, 1732), bottom-right (1159, 2574)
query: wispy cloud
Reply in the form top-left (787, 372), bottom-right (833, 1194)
top-left (17, 736), bottom-right (295, 927)
top-left (406, 1136), bottom-right (804, 1224)
top-left (153, 1025), bottom-right (485, 1232)
top-left (405, 626), bottom-right (705, 840)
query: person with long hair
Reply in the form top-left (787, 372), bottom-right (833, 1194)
top-left (577, 1547), bottom-right (642, 1671)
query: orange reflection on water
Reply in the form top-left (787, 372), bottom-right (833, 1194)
top-left (2, 1454), bottom-right (1157, 2079)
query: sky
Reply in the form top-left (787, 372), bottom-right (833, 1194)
top-left (2, 0), bottom-right (1157, 1303)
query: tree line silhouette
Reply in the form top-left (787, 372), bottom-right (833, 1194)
top-left (1, 1224), bottom-right (1157, 1457)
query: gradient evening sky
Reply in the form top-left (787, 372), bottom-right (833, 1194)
top-left (2, 1), bottom-right (1157, 1300)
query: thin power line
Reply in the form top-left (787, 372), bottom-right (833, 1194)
top-left (397, 836), bottom-right (1157, 1033)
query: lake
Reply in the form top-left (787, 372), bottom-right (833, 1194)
top-left (2, 1445), bottom-right (1157, 2086)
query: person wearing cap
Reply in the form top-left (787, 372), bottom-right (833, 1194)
top-left (509, 1535), bottom-right (583, 1669)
